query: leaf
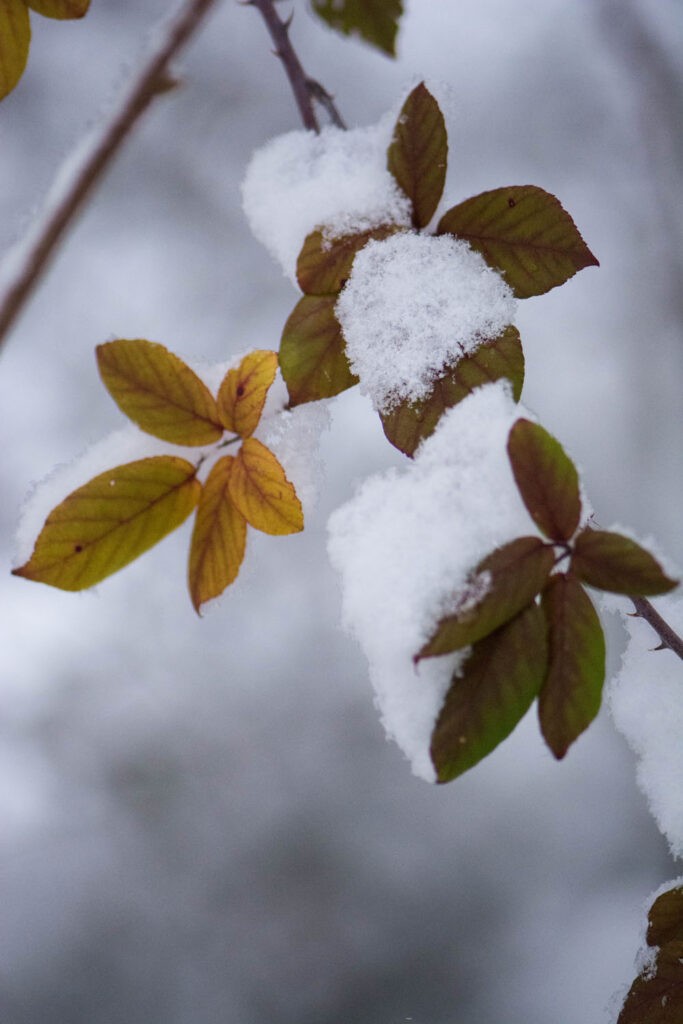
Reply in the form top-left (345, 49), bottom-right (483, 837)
top-left (228, 438), bottom-right (303, 536)
top-left (430, 603), bottom-right (548, 783)
top-left (437, 185), bottom-right (599, 297)
top-left (97, 339), bottom-right (223, 446)
top-left (617, 942), bottom-right (683, 1024)
top-left (12, 457), bottom-right (200, 591)
top-left (296, 225), bottom-right (400, 295)
top-left (0, 0), bottom-right (30, 101)
top-left (572, 528), bottom-right (678, 596)
top-left (188, 456), bottom-right (247, 613)
top-left (507, 418), bottom-right (581, 542)
top-left (538, 574), bottom-right (605, 759)
top-left (647, 887), bottom-right (683, 949)
top-left (380, 326), bottom-right (524, 456)
top-left (387, 82), bottom-right (448, 228)
top-left (311, 0), bottom-right (403, 57)
top-left (27, 0), bottom-right (90, 18)
top-left (217, 349), bottom-right (278, 438)
top-left (279, 296), bottom-right (358, 406)
top-left (417, 537), bottom-right (554, 660)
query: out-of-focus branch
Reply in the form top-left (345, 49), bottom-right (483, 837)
top-left (249, 0), bottom-right (346, 131)
top-left (632, 596), bottom-right (683, 661)
top-left (0, 0), bottom-right (220, 356)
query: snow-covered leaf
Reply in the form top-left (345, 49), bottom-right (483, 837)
top-left (311, 0), bottom-right (403, 57)
top-left (387, 82), bottom-right (447, 228)
top-left (228, 438), bottom-right (303, 536)
top-left (618, 941), bottom-right (683, 1024)
top-left (538, 574), bottom-right (605, 759)
top-left (12, 457), bottom-right (200, 590)
top-left (296, 224), bottom-right (400, 295)
top-left (380, 325), bottom-right (523, 456)
top-left (97, 339), bottom-right (223, 446)
top-left (188, 456), bottom-right (247, 613)
top-left (417, 536), bottom-right (554, 659)
top-left (279, 295), bottom-right (358, 406)
top-left (647, 887), bottom-right (683, 949)
top-left (507, 418), bottom-right (581, 542)
top-left (437, 185), bottom-right (598, 297)
top-left (217, 349), bottom-right (278, 438)
top-left (430, 603), bottom-right (547, 782)
top-left (0, 0), bottom-right (30, 100)
top-left (573, 528), bottom-right (678, 595)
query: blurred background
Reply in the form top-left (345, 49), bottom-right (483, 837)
top-left (1, 1), bottom-right (681, 1021)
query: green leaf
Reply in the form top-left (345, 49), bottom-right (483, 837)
top-left (96, 339), bottom-right (223, 446)
top-left (437, 185), bottom-right (599, 297)
top-left (188, 456), bottom-right (247, 614)
top-left (12, 457), bottom-right (200, 591)
top-left (572, 528), bottom-right (678, 596)
top-left (507, 418), bottom-right (582, 542)
top-left (647, 887), bottom-right (683, 949)
top-left (538, 574), bottom-right (605, 759)
top-left (0, 0), bottom-right (30, 101)
top-left (417, 536), bottom-right (554, 660)
top-left (297, 225), bottom-right (401, 296)
top-left (380, 325), bottom-right (524, 456)
top-left (387, 82), bottom-right (447, 228)
top-left (617, 942), bottom-right (683, 1024)
top-left (279, 295), bottom-right (358, 406)
top-left (27, 0), bottom-right (90, 18)
top-left (311, 0), bottom-right (403, 57)
top-left (430, 603), bottom-right (548, 783)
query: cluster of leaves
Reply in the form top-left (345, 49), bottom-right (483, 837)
top-left (12, 340), bottom-right (303, 612)
top-left (414, 418), bottom-right (677, 782)
top-left (0, 0), bottom-right (89, 101)
top-left (279, 82), bottom-right (597, 457)
top-left (618, 885), bottom-right (683, 1023)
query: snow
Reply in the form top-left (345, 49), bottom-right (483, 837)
top-left (327, 382), bottom-right (540, 781)
top-left (608, 594), bottom-right (683, 857)
top-left (241, 117), bottom-right (412, 284)
top-left (335, 232), bottom-right (516, 412)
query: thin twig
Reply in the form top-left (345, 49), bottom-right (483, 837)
top-left (249, 0), bottom-right (346, 131)
top-left (0, 0), bottom-right (220, 356)
top-left (632, 596), bottom-right (683, 660)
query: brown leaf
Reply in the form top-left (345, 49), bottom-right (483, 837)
top-left (507, 418), bottom-right (582, 542)
top-left (572, 528), bottom-right (678, 596)
top-left (387, 82), bottom-right (447, 228)
top-left (279, 296), bottom-right (358, 406)
top-left (297, 225), bottom-right (401, 295)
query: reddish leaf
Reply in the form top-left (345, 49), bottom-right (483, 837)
top-left (188, 456), bottom-right (247, 613)
top-left (572, 528), bottom-right (678, 596)
top-left (538, 575), bottom-right (605, 759)
top-left (387, 82), bottom-right (447, 228)
top-left (12, 457), bottom-right (200, 591)
top-left (217, 349), bottom-right (278, 438)
top-left (97, 339), bottom-right (223, 446)
top-left (437, 185), bottom-right (598, 297)
top-left (297, 225), bottom-right (400, 295)
top-left (617, 942), bottom-right (683, 1024)
top-left (279, 296), bottom-right (358, 406)
top-left (430, 603), bottom-right (548, 782)
top-left (311, 0), bottom-right (403, 57)
top-left (228, 438), bottom-right (303, 536)
top-left (507, 418), bottom-right (581, 542)
top-left (380, 325), bottom-right (524, 456)
top-left (417, 537), bottom-right (554, 660)
top-left (647, 887), bottom-right (683, 949)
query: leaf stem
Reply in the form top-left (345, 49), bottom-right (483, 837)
top-left (631, 596), bottom-right (683, 660)
top-left (0, 0), bottom-right (220, 356)
top-left (248, 0), bottom-right (346, 131)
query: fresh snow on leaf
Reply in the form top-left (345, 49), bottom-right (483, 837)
top-left (241, 119), bottom-right (412, 283)
top-left (335, 232), bottom-right (516, 412)
top-left (608, 594), bottom-right (683, 857)
top-left (327, 382), bottom-right (536, 781)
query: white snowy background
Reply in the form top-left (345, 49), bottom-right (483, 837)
top-left (1, 1), bottom-right (682, 1021)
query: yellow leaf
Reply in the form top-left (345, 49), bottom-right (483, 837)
top-left (27, 0), bottom-right (90, 18)
top-left (228, 438), bottom-right (303, 536)
top-left (188, 456), bottom-right (247, 613)
top-left (13, 457), bottom-right (200, 591)
top-left (97, 339), bottom-right (223, 446)
top-left (217, 350), bottom-right (278, 437)
top-left (0, 0), bottom-right (30, 101)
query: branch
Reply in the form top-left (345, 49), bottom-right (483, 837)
top-left (249, 0), bottom-right (346, 131)
top-left (632, 596), bottom-right (683, 661)
top-left (0, 0), bottom-right (220, 356)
